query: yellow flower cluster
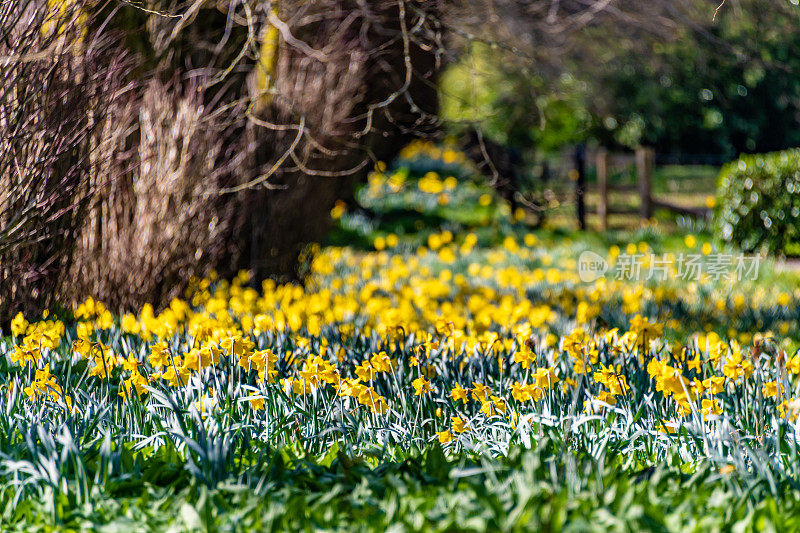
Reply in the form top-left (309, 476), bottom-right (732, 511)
top-left (3, 227), bottom-right (799, 451)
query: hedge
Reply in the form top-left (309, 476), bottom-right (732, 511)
top-left (716, 149), bottom-right (800, 256)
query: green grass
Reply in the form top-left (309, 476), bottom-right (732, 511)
top-left (5, 438), bottom-right (800, 531)
top-left (3, 146), bottom-right (798, 531)
top-left (653, 165), bottom-right (719, 195)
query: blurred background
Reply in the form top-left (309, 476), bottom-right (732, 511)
top-left (2, 0), bottom-right (799, 323)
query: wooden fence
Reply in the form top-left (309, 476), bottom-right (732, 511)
top-left (593, 147), bottom-right (710, 231)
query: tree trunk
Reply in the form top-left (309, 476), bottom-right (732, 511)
top-left (63, 0), bottom-right (443, 312)
top-left (236, 0), bottom-right (443, 280)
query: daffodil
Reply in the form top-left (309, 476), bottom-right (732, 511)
top-left (701, 399), bottom-right (722, 418)
top-left (451, 416), bottom-right (468, 433)
top-left (762, 380), bottom-right (784, 398)
top-left (436, 430), bottom-right (452, 443)
top-left (450, 383), bottom-right (470, 404)
top-left (248, 395), bottom-right (265, 411)
top-left (412, 377), bottom-right (433, 396)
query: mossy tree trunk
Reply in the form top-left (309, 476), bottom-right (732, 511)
top-left (241, 0), bottom-right (442, 279)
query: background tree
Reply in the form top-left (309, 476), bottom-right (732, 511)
top-left (1, 0), bottom-right (445, 320)
top-left (441, 0), bottom-right (800, 160)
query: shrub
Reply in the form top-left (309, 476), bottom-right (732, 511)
top-left (716, 149), bottom-right (800, 256)
top-left (0, 1), bottom-right (130, 323)
top-left (65, 79), bottom-right (246, 309)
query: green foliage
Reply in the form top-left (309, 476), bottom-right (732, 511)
top-left (5, 440), bottom-right (800, 530)
top-left (442, 2), bottom-right (800, 158)
top-left (716, 149), bottom-right (800, 255)
top-left (587, 11), bottom-right (800, 158)
top-left (440, 43), bottom-right (591, 151)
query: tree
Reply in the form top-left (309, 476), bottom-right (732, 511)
top-left (440, 0), bottom-right (800, 159)
top-left (1, 0), bottom-right (445, 318)
top-left (0, 0), bottom-right (131, 322)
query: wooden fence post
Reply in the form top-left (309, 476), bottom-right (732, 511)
top-left (636, 147), bottom-right (654, 219)
top-left (596, 148), bottom-right (609, 231)
top-left (574, 144), bottom-right (586, 230)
